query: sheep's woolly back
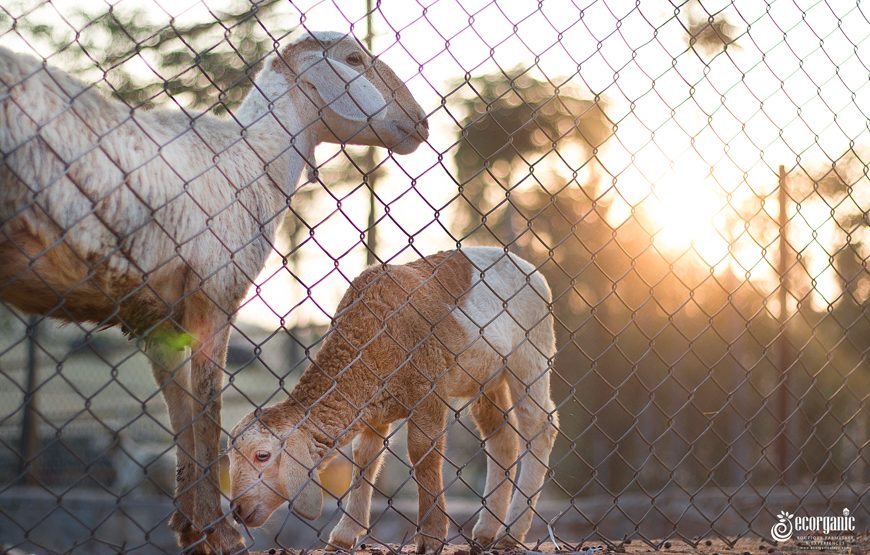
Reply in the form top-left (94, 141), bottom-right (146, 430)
top-left (0, 30), bottom-right (427, 334)
top-left (0, 46), bottom-right (306, 330)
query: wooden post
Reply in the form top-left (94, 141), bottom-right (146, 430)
top-left (725, 249), bottom-right (748, 487)
top-left (18, 315), bottom-right (41, 485)
top-left (776, 164), bottom-right (793, 483)
top-left (363, 0), bottom-right (379, 266)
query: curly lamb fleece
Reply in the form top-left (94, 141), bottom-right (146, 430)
top-left (230, 246), bottom-right (559, 553)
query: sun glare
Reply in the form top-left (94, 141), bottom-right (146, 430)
top-left (654, 178), bottom-right (728, 262)
top-left (618, 147), bottom-right (732, 271)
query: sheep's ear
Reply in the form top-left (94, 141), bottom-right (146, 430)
top-left (298, 52), bottom-right (386, 122)
top-left (280, 432), bottom-right (323, 521)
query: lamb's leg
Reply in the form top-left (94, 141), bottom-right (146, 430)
top-left (470, 381), bottom-right (519, 548)
top-left (499, 359), bottom-right (558, 548)
top-left (327, 423), bottom-right (391, 551)
top-left (186, 313), bottom-right (246, 555)
top-left (407, 396), bottom-right (449, 555)
top-left (147, 333), bottom-right (201, 548)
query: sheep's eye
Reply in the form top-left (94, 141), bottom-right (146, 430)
top-left (346, 52), bottom-right (364, 66)
top-left (255, 451), bottom-right (271, 463)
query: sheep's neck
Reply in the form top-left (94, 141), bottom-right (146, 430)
top-left (287, 360), bottom-right (381, 458)
top-left (235, 68), bottom-right (312, 204)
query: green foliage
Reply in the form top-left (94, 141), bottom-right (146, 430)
top-left (449, 68), bottom-right (610, 242)
top-left (0, 0), bottom-right (289, 110)
top-left (680, 0), bottom-right (741, 57)
top-left (454, 70), bottom-right (609, 183)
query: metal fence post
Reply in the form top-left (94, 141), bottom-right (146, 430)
top-left (17, 315), bottom-right (41, 486)
top-left (776, 164), bottom-right (793, 483)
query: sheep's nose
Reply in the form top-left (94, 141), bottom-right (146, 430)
top-left (232, 504), bottom-right (244, 524)
top-left (416, 113), bottom-right (430, 140)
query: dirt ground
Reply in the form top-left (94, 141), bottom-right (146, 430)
top-left (250, 535), bottom-right (870, 555)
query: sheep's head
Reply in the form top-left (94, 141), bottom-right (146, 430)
top-left (274, 30), bottom-right (428, 155)
top-left (228, 413), bottom-right (323, 528)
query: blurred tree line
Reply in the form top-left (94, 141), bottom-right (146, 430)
top-left (447, 2), bottom-right (869, 500)
top-left (1, 0), bottom-right (867, 503)
top-left (0, 0), bottom-right (285, 109)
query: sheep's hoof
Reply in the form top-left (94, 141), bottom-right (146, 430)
top-left (198, 519), bottom-right (248, 555)
top-left (170, 513), bottom-right (207, 553)
top-left (169, 510), bottom-right (195, 535)
top-left (171, 511), bottom-right (239, 555)
top-left (415, 536), bottom-right (444, 555)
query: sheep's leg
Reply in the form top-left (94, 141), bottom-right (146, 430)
top-left (499, 360), bottom-right (558, 548)
top-left (147, 337), bottom-right (201, 547)
top-left (407, 396), bottom-right (449, 555)
top-left (469, 381), bottom-right (519, 548)
top-left (187, 315), bottom-right (246, 555)
top-left (327, 423), bottom-right (391, 551)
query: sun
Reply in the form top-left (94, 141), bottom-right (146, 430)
top-left (647, 167), bottom-right (731, 269)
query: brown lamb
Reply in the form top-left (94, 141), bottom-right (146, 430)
top-left (229, 247), bottom-right (559, 554)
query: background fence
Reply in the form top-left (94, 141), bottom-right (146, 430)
top-left (1, 0), bottom-right (869, 553)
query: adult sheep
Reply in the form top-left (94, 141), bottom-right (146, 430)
top-left (230, 247), bottom-right (559, 554)
top-left (0, 30), bottom-right (428, 554)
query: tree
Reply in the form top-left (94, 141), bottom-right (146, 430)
top-left (449, 69), bottom-right (638, 492)
top-left (680, 0), bottom-right (740, 58)
top-left (450, 69), bottom-right (610, 247)
top-left (0, 0), bottom-right (288, 110)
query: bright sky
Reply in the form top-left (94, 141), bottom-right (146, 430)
top-left (6, 0), bottom-right (870, 326)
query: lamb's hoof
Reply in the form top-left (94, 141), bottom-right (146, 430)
top-left (326, 530), bottom-right (358, 551)
top-left (494, 537), bottom-right (521, 550)
top-left (415, 536), bottom-right (444, 555)
top-left (469, 537), bottom-right (494, 554)
top-left (325, 541), bottom-right (354, 552)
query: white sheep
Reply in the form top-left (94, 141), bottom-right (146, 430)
top-left (0, 30), bottom-right (427, 554)
top-left (229, 247), bottom-right (559, 553)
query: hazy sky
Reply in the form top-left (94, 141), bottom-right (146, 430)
top-left (6, 0), bottom-right (869, 326)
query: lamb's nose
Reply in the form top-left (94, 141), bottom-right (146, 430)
top-left (232, 504), bottom-right (244, 524)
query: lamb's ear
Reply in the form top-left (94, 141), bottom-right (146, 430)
top-left (298, 52), bottom-right (386, 122)
top-left (292, 475), bottom-right (323, 521)
top-left (280, 432), bottom-right (323, 521)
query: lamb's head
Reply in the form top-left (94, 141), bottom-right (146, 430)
top-left (274, 30), bottom-right (428, 154)
top-left (228, 411), bottom-right (323, 528)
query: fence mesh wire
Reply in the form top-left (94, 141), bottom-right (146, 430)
top-left (0, 0), bottom-right (868, 553)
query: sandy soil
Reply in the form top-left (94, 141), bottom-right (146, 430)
top-left (250, 534), bottom-right (870, 555)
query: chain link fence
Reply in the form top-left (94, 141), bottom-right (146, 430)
top-left (1, 0), bottom-right (868, 553)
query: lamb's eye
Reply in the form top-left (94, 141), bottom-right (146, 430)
top-left (345, 52), bottom-right (364, 66)
top-left (255, 451), bottom-right (271, 463)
